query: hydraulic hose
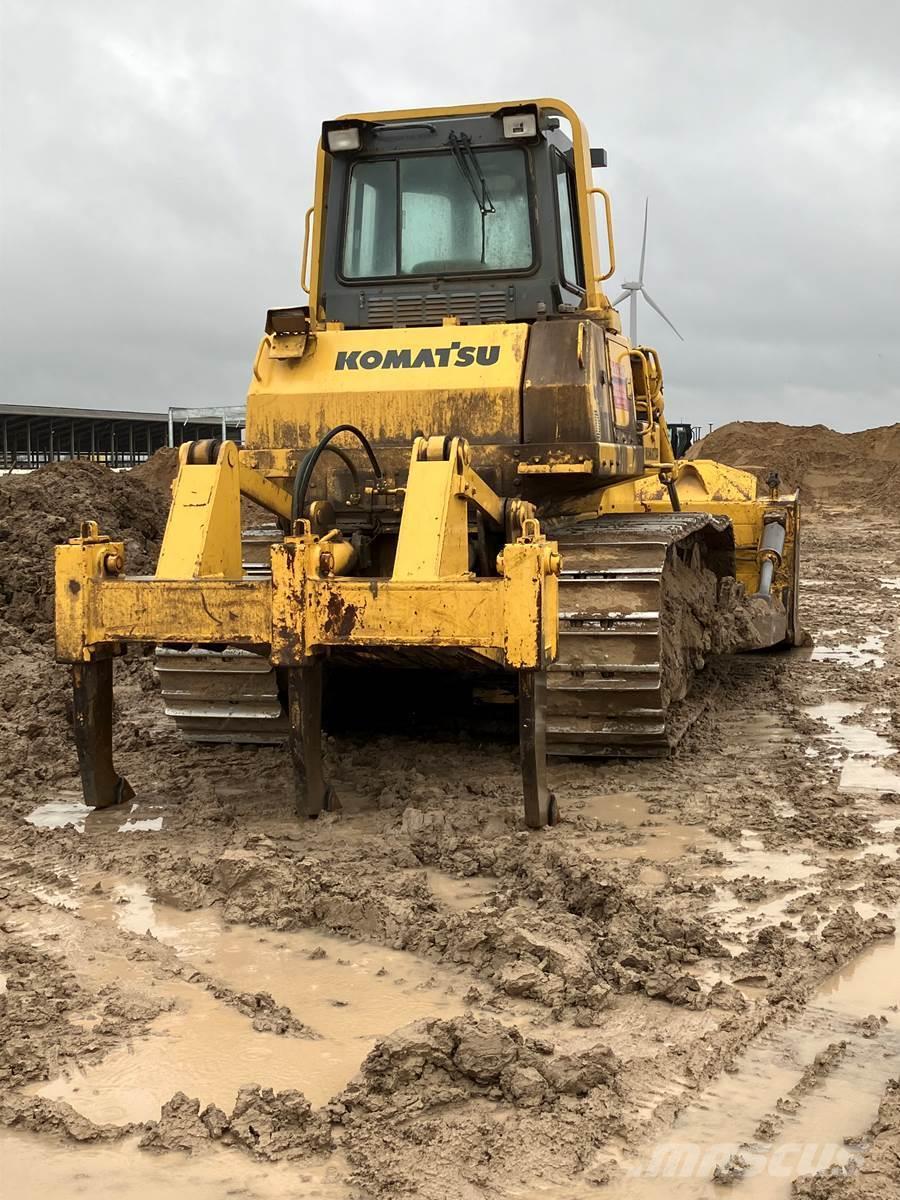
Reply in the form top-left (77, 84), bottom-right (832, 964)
top-left (291, 424), bottom-right (382, 525)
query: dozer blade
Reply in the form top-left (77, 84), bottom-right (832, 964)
top-left (71, 659), bottom-right (135, 809)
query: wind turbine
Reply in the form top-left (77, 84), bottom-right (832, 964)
top-left (612, 199), bottom-right (683, 346)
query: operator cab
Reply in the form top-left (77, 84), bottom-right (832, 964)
top-left (318, 104), bottom-right (604, 329)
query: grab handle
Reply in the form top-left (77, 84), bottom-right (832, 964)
top-left (588, 187), bottom-right (616, 282)
top-left (300, 205), bottom-right (314, 294)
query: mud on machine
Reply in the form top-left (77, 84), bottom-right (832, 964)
top-left (56, 99), bottom-right (800, 828)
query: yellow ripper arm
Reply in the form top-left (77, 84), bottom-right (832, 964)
top-left (55, 436), bottom-right (561, 827)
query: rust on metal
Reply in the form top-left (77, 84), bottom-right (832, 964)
top-left (324, 591), bottom-right (360, 639)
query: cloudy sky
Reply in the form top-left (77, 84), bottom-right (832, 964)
top-left (1, 0), bottom-right (898, 431)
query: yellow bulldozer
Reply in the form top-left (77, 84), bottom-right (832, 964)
top-left (55, 98), bottom-right (800, 828)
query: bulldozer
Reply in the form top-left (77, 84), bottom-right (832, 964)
top-left (55, 98), bottom-right (800, 829)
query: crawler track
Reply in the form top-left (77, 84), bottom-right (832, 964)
top-left (545, 512), bottom-right (734, 756)
top-left (157, 514), bottom-right (736, 754)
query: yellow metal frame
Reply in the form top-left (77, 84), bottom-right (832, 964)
top-left (155, 441), bottom-right (292, 580)
top-left (56, 439), bottom-right (560, 673)
top-left (591, 459), bottom-right (800, 598)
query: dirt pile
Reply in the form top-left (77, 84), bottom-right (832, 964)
top-left (0, 1094), bottom-right (133, 1142)
top-left (336, 1015), bottom-right (620, 1115)
top-left (136, 1016), bottom-right (619, 1164)
top-left (139, 1086), bottom-right (331, 1158)
top-left (687, 421), bottom-right (900, 507)
top-left (130, 446), bottom-right (179, 497)
top-left (0, 460), bottom-right (168, 638)
top-left (0, 460), bottom-right (168, 802)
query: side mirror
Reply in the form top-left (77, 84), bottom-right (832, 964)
top-left (590, 148), bottom-right (608, 168)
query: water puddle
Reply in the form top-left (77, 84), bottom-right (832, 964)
top-left (32, 877), bottom-right (469, 1122)
top-left (589, 913), bottom-right (900, 1199)
top-left (592, 824), bottom-right (715, 865)
top-left (26, 798), bottom-right (165, 834)
top-left (805, 701), bottom-right (900, 792)
top-left (118, 812), bottom-right (164, 832)
top-left (841, 761), bottom-right (900, 794)
top-left (846, 816), bottom-right (900, 862)
top-left (425, 869), bottom-right (498, 911)
top-left (719, 831), bottom-right (821, 884)
top-left (709, 885), bottom-right (813, 944)
top-left (809, 632), bottom-right (886, 669)
top-left (738, 713), bottom-right (801, 750)
top-left (0, 1129), bottom-right (349, 1199)
top-left (815, 922), bottom-right (900, 1018)
top-left (573, 791), bottom-right (650, 827)
top-left (25, 798), bottom-right (94, 830)
top-left (564, 792), bottom-right (715, 865)
top-left (635, 865), bottom-right (668, 885)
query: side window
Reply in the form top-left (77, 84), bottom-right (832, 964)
top-left (553, 150), bottom-right (584, 290)
top-left (342, 160), bottom-right (398, 278)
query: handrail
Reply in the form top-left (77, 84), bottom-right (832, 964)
top-left (251, 337), bottom-right (269, 383)
top-left (588, 187), bottom-right (616, 282)
top-left (300, 205), bottom-right (314, 294)
top-left (630, 349), bottom-right (655, 435)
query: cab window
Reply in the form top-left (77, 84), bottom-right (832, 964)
top-left (342, 148), bottom-right (534, 279)
top-left (552, 149), bottom-right (584, 290)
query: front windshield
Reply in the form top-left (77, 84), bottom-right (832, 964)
top-left (341, 147), bottom-right (533, 279)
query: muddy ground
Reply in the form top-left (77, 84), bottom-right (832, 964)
top-left (1, 439), bottom-right (899, 1198)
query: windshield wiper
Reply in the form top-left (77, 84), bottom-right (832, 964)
top-left (447, 131), bottom-right (495, 263)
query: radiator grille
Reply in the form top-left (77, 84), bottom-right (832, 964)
top-left (365, 290), bottom-right (508, 327)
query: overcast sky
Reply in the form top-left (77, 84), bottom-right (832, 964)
top-left (1, 0), bottom-right (898, 431)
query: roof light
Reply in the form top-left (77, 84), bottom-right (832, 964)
top-left (492, 104), bottom-right (541, 142)
top-left (502, 112), bottom-right (537, 139)
top-left (322, 120), bottom-right (369, 154)
top-left (326, 125), bottom-right (360, 153)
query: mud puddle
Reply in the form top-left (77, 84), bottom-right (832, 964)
top-left (558, 791), bottom-right (716, 875)
top-left (721, 831), bottom-right (822, 882)
top-left (30, 877), bottom-right (469, 1121)
top-left (806, 701), bottom-right (900, 792)
top-left (738, 712), bottom-right (802, 750)
top-left (708, 886), bottom-right (813, 942)
top-left (592, 914), bottom-right (900, 1198)
top-left (700, 832), bottom-right (824, 943)
top-left (569, 791), bottom-right (651, 826)
top-left (0, 1129), bottom-right (349, 1199)
top-left (594, 822), bottom-right (716, 864)
top-left (809, 632), bottom-right (887, 668)
top-left (31, 973), bottom-right (332, 1124)
top-left (26, 797), bottom-right (165, 834)
top-left (425, 868), bottom-right (498, 910)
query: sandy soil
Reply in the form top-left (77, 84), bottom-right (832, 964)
top-left (1, 429), bottom-right (898, 1199)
